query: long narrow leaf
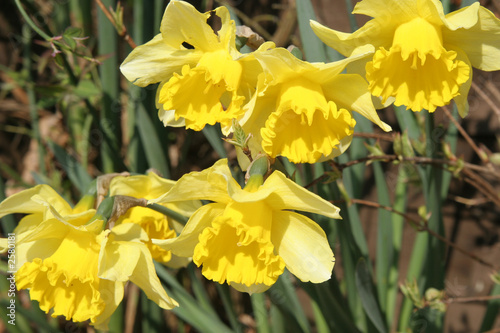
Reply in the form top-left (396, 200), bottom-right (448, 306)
top-left (295, 0), bottom-right (327, 62)
top-left (355, 258), bottom-right (388, 333)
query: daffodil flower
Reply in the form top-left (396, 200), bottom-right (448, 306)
top-left (109, 172), bottom-right (201, 266)
top-left (0, 185), bottom-right (177, 329)
top-left (311, 0), bottom-right (500, 116)
top-left (150, 159), bottom-right (339, 294)
top-left (239, 47), bottom-right (391, 164)
top-left (120, 0), bottom-right (274, 133)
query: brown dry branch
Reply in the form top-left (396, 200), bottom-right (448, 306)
top-left (471, 80), bottom-right (500, 122)
top-left (441, 105), bottom-right (490, 164)
top-left (94, 0), bottom-right (137, 49)
top-left (443, 294), bottom-right (500, 304)
top-left (353, 132), bottom-right (396, 142)
top-left (350, 198), bottom-right (499, 271)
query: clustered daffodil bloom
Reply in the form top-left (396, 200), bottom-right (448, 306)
top-left (109, 172), bottom-right (201, 266)
top-left (311, 0), bottom-right (500, 116)
top-left (120, 0), bottom-right (273, 133)
top-left (0, 185), bottom-right (177, 329)
top-left (150, 159), bottom-right (339, 294)
top-left (240, 47), bottom-right (391, 163)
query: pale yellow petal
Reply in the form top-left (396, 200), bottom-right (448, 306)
top-left (153, 203), bottom-right (225, 257)
top-left (323, 74), bottom-right (391, 132)
top-left (160, 1), bottom-right (219, 52)
top-left (128, 246), bottom-right (178, 309)
top-left (310, 19), bottom-right (392, 57)
top-left (0, 185), bottom-right (72, 219)
top-left (99, 223), bottom-right (149, 281)
top-left (214, 5), bottom-right (237, 54)
top-left (444, 5), bottom-right (500, 71)
top-left (120, 34), bottom-right (202, 87)
top-left (151, 159), bottom-right (231, 205)
top-left (442, 2), bottom-right (479, 30)
top-left (93, 280), bottom-right (125, 330)
top-left (226, 171), bottom-right (341, 219)
top-left (271, 211), bottom-right (334, 283)
top-left (451, 47), bottom-right (473, 118)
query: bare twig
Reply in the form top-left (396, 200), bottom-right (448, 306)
top-left (95, 0), bottom-right (137, 49)
top-left (444, 294), bottom-right (500, 304)
top-left (353, 132), bottom-right (395, 142)
top-left (442, 105), bottom-right (489, 164)
top-left (471, 80), bottom-right (500, 121)
top-left (350, 198), bottom-right (499, 271)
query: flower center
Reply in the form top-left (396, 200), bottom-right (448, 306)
top-left (260, 79), bottom-right (355, 163)
top-left (15, 228), bottom-right (105, 323)
top-left (192, 201), bottom-right (285, 293)
top-left (366, 17), bottom-right (470, 112)
top-left (158, 50), bottom-right (245, 131)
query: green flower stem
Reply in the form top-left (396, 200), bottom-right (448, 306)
top-left (146, 203), bottom-right (189, 225)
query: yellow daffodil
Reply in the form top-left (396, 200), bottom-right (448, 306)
top-left (120, 0), bottom-right (274, 133)
top-left (109, 172), bottom-right (201, 266)
top-left (0, 185), bottom-right (177, 329)
top-left (311, 0), bottom-right (500, 116)
top-left (150, 159), bottom-right (339, 294)
top-left (239, 47), bottom-right (391, 164)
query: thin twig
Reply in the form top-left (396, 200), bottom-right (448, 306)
top-left (353, 132), bottom-right (395, 142)
top-left (444, 294), bottom-right (500, 304)
top-left (472, 80), bottom-right (500, 121)
top-left (350, 198), bottom-right (499, 271)
top-left (326, 155), bottom-right (498, 178)
top-left (442, 105), bottom-right (489, 164)
top-left (462, 168), bottom-right (500, 207)
top-left (95, 0), bottom-right (137, 49)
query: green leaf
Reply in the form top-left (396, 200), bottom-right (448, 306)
top-left (202, 125), bottom-right (227, 158)
top-left (62, 34), bottom-right (76, 50)
top-left (480, 279), bottom-right (500, 331)
top-left (155, 263), bottom-right (232, 333)
top-left (47, 141), bottom-right (93, 194)
top-left (73, 80), bottom-right (101, 98)
top-left (355, 258), bottom-right (388, 333)
top-left (136, 106), bottom-right (171, 178)
top-left (296, 0), bottom-right (327, 62)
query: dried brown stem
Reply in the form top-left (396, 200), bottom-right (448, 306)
top-left (353, 132), bottom-right (395, 142)
top-left (95, 0), bottom-right (137, 49)
top-left (350, 198), bottom-right (499, 270)
top-left (442, 105), bottom-right (489, 164)
top-left (444, 294), bottom-right (500, 304)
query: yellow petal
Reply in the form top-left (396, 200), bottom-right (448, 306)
top-left (158, 63), bottom-right (245, 131)
top-left (153, 203), bottom-right (225, 257)
top-left (127, 244), bottom-right (179, 309)
top-left (259, 77), bottom-right (355, 163)
top-left (450, 47), bottom-right (473, 118)
top-left (120, 34), bottom-right (202, 87)
top-left (98, 223), bottom-right (148, 281)
top-left (259, 171), bottom-right (341, 219)
top-left (444, 5), bottom-right (500, 71)
top-left (15, 225), bottom-right (105, 323)
top-left (310, 19), bottom-right (390, 57)
top-left (322, 74), bottom-right (391, 132)
top-left (93, 279), bottom-right (125, 330)
top-left (271, 211), bottom-right (334, 283)
top-left (193, 201), bottom-right (285, 292)
top-left (151, 159), bottom-right (232, 205)
top-left (366, 17), bottom-right (470, 112)
top-left (0, 185), bottom-right (72, 219)
top-left (160, 1), bottom-right (220, 52)
top-left (99, 223), bottom-right (178, 309)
